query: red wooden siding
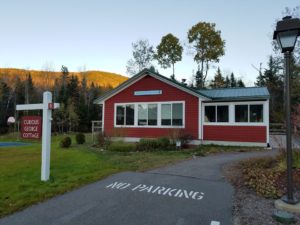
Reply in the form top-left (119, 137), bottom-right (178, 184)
top-left (104, 75), bottom-right (199, 139)
top-left (203, 125), bottom-right (267, 143)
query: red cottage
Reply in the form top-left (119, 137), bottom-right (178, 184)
top-left (94, 69), bottom-right (270, 147)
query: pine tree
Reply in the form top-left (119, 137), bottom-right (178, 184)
top-left (224, 76), bottom-right (230, 88)
top-left (230, 73), bottom-right (237, 87)
top-left (58, 65), bottom-right (69, 106)
top-left (210, 67), bottom-right (225, 88)
top-left (236, 79), bottom-right (245, 87)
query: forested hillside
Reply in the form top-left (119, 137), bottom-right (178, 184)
top-left (0, 68), bottom-right (127, 89)
top-left (0, 66), bottom-right (128, 133)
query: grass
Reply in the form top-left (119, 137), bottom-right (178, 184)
top-left (0, 134), bottom-right (262, 217)
top-left (0, 134), bottom-right (191, 217)
top-left (192, 144), bottom-right (262, 156)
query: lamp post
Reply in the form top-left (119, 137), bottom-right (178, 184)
top-left (273, 16), bottom-right (300, 204)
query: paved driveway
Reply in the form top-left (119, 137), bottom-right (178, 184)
top-left (0, 150), bottom-right (277, 225)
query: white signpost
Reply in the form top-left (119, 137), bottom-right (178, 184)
top-left (16, 91), bottom-right (59, 181)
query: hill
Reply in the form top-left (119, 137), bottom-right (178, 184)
top-left (0, 68), bottom-right (128, 88)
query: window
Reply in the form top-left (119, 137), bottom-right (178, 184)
top-left (161, 104), bottom-right (171, 125)
top-left (116, 105), bottom-right (125, 125)
top-left (205, 105), bottom-right (229, 123)
top-left (148, 104), bottom-right (158, 125)
top-left (217, 106), bottom-right (229, 122)
top-left (205, 106), bottom-right (216, 122)
top-left (138, 104), bottom-right (147, 126)
top-left (172, 103), bottom-right (183, 126)
top-left (161, 103), bottom-right (183, 126)
top-left (235, 104), bottom-right (264, 123)
top-left (115, 102), bottom-right (184, 127)
top-left (126, 104), bottom-right (134, 125)
top-left (250, 105), bottom-right (263, 122)
top-left (235, 105), bottom-right (248, 122)
top-left (116, 104), bottom-right (135, 126)
top-left (138, 103), bottom-right (158, 126)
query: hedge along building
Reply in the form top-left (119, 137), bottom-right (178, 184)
top-left (94, 69), bottom-right (270, 147)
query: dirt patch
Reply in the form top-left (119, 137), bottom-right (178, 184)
top-left (224, 163), bottom-right (300, 225)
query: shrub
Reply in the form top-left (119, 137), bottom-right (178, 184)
top-left (75, 133), bottom-right (85, 144)
top-left (60, 136), bottom-right (72, 148)
top-left (167, 129), bottom-right (192, 148)
top-left (107, 142), bottom-right (136, 152)
top-left (136, 138), bottom-right (159, 152)
top-left (157, 137), bottom-right (170, 149)
top-left (97, 132), bottom-right (111, 149)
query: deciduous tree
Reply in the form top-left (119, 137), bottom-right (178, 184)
top-left (126, 39), bottom-right (154, 75)
top-left (155, 33), bottom-right (183, 79)
top-left (187, 22), bottom-right (225, 88)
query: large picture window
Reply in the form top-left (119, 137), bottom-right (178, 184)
top-left (115, 102), bottom-right (184, 127)
top-left (235, 104), bottom-right (264, 123)
top-left (205, 105), bottom-right (228, 123)
top-left (250, 105), bottom-right (263, 122)
top-left (116, 104), bottom-right (135, 126)
top-left (217, 106), bottom-right (229, 122)
top-left (161, 103), bottom-right (183, 126)
top-left (138, 103), bottom-right (158, 126)
top-left (235, 105), bottom-right (248, 122)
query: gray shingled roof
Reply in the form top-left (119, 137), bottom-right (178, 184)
top-left (198, 87), bottom-right (270, 101)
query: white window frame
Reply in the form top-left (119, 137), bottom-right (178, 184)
top-left (114, 103), bottom-right (135, 127)
top-left (202, 101), bottom-right (267, 126)
top-left (204, 105), bottom-right (229, 124)
top-left (114, 101), bottom-right (185, 128)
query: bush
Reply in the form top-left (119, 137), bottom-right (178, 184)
top-left (157, 137), bottom-right (170, 149)
top-left (75, 133), bottom-right (85, 144)
top-left (97, 132), bottom-right (111, 149)
top-left (107, 142), bottom-right (136, 152)
top-left (60, 136), bottom-right (72, 148)
top-left (136, 138), bottom-right (172, 151)
top-left (136, 138), bottom-right (159, 152)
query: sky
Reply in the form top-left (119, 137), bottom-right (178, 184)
top-left (0, 0), bottom-right (299, 86)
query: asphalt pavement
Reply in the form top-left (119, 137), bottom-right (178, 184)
top-left (0, 149), bottom-right (277, 225)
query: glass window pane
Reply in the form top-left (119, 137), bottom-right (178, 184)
top-left (116, 105), bottom-right (124, 125)
top-left (172, 103), bottom-right (183, 126)
top-left (138, 104), bottom-right (147, 126)
top-left (148, 104), bottom-right (157, 125)
top-left (250, 105), bottom-right (263, 122)
top-left (205, 106), bottom-right (216, 122)
top-left (161, 104), bottom-right (171, 125)
top-left (126, 104), bottom-right (134, 125)
top-left (217, 106), bottom-right (229, 122)
top-left (235, 105), bottom-right (248, 122)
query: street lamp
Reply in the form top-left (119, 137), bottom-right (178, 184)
top-left (273, 16), bottom-right (300, 204)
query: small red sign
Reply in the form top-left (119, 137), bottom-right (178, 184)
top-left (48, 103), bottom-right (54, 110)
top-left (21, 116), bottom-right (42, 139)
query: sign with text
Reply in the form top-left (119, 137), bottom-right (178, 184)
top-left (21, 116), bottom-right (42, 139)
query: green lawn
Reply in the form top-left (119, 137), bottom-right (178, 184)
top-left (0, 134), bottom-right (191, 217)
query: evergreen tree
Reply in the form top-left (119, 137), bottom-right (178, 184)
top-left (230, 72), bottom-right (237, 87)
top-left (58, 65), bottom-right (69, 106)
top-left (224, 75), bottom-right (230, 87)
top-left (0, 80), bottom-right (11, 133)
top-left (236, 79), bottom-right (245, 87)
top-left (210, 67), bottom-right (225, 88)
